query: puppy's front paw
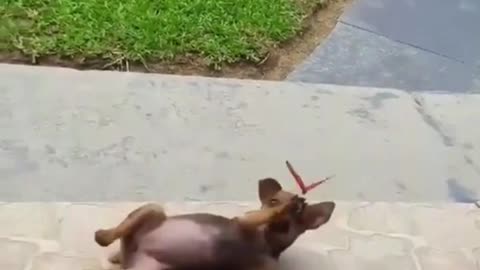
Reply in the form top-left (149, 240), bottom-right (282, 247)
top-left (95, 229), bottom-right (116, 247)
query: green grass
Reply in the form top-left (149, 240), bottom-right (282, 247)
top-left (0, 0), bottom-right (324, 66)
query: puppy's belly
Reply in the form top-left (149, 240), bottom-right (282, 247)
top-left (138, 219), bottom-right (221, 266)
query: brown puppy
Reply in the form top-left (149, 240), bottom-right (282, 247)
top-left (95, 178), bottom-right (335, 270)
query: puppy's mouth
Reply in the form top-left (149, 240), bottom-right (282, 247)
top-left (268, 210), bottom-right (303, 233)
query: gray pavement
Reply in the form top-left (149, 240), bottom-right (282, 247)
top-left (288, 0), bottom-right (480, 93)
top-left (1, 64), bottom-right (479, 202)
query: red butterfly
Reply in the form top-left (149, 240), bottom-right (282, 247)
top-left (286, 160), bottom-right (333, 195)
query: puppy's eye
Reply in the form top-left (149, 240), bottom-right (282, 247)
top-left (269, 198), bottom-right (279, 205)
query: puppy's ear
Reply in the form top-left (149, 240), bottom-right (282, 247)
top-left (258, 178), bottom-right (282, 202)
top-left (301, 202), bottom-right (335, 230)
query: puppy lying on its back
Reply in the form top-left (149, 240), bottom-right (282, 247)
top-left (95, 178), bottom-right (335, 270)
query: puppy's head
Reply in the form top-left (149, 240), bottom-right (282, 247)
top-left (258, 178), bottom-right (335, 258)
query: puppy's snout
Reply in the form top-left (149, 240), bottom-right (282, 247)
top-left (289, 197), bottom-right (306, 218)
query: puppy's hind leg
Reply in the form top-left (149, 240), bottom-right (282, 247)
top-left (108, 250), bottom-right (122, 265)
top-left (95, 203), bottom-right (166, 247)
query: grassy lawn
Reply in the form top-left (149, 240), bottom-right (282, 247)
top-left (1, 0), bottom-right (326, 67)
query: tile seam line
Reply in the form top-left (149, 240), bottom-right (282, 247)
top-left (337, 20), bottom-right (467, 65)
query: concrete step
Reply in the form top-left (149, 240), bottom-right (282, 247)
top-left (1, 201), bottom-right (478, 270)
top-left (1, 64), bottom-right (480, 202)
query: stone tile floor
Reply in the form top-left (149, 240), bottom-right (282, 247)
top-left (1, 202), bottom-right (479, 270)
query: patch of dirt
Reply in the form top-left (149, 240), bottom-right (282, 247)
top-left (0, 0), bottom-right (352, 80)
